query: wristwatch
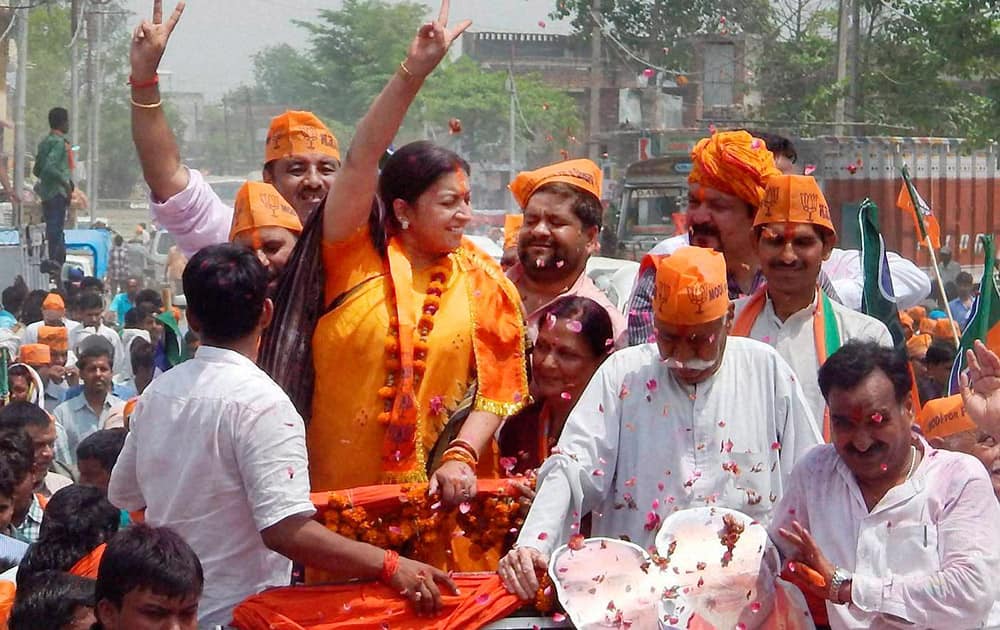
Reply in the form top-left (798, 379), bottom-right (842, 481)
top-left (829, 567), bottom-right (852, 604)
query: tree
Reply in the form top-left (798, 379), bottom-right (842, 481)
top-left (419, 57), bottom-right (581, 166)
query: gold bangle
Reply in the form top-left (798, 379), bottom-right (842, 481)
top-left (441, 448), bottom-right (476, 468)
top-left (130, 97), bottom-right (162, 109)
top-left (398, 61), bottom-right (415, 80)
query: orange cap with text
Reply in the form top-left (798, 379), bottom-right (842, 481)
top-left (503, 214), bottom-right (523, 250)
top-left (42, 293), bottom-right (65, 312)
top-left (230, 182), bottom-right (304, 240)
top-left (264, 111), bottom-right (340, 164)
top-left (38, 326), bottom-right (69, 352)
top-left (688, 130), bottom-right (782, 208)
top-left (754, 175), bottom-right (836, 235)
top-left (509, 159), bottom-right (602, 209)
top-left (18, 343), bottom-right (50, 366)
top-left (654, 247), bottom-right (729, 325)
top-left (918, 394), bottom-right (977, 440)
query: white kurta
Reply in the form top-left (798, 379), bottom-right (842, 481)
top-left (770, 442), bottom-right (1000, 629)
top-left (516, 337), bottom-right (822, 557)
top-left (734, 293), bottom-right (893, 432)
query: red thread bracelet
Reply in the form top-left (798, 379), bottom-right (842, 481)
top-left (128, 74), bottom-right (159, 89)
top-left (379, 549), bottom-right (400, 584)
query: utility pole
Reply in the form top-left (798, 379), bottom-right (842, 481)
top-left (70, 0), bottom-right (82, 151)
top-left (506, 69), bottom-right (516, 212)
top-left (89, 9), bottom-right (103, 223)
top-left (833, 0), bottom-right (852, 136)
top-left (846, 0), bottom-right (861, 132)
top-left (13, 8), bottom-right (28, 229)
top-left (587, 0), bottom-right (601, 160)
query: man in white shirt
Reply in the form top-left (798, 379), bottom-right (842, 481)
top-left (733, 174), bottom-right (893, 437)
top-left (499, 246), bottom-right (821, 600)
top-left (770, 340), bottom-right (1000, 629)
top-left (108, 243), bottom-right (455, 626)
top-left (71, 291), bottom-right (125, 380)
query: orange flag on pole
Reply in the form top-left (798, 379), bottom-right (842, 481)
top-left (897, 167), bottom-right (941, 249)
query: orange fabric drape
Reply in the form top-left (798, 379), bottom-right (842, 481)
top-left (0, 581), bottom-right (15, 628)
top-left (68, 543), bottom-right (107, 578)
top-left (231, 574), bottom-right (522, 630)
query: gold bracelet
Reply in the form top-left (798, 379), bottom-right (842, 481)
top-left (130, 97), bottom-right (162, 109)
top-left (398, 61), bottom-right (415, 80)
top-left (441, 447), bottom-right (476, 468)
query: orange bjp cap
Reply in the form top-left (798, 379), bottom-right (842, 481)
top-left (689, 130), bottom-right (782, 209)
top-left (654, 246), bottom-right (729, 325)
top-left (932, 318), bottom-right (957, 341)
top-left (18, 344), bottom-right (50, 366)
top-left (264, 111), bottom-right (340, 164)
top-left (38, 326), bottom-right (69, 352)
top-left (503, 214), bottom-right (523, 250)
top-left (509, 158), bottom-right (602, 210)
top-left (754, 175), bottom-right (836, 236)
top-left (906, 333), bottom-right (932, 358)
top-left (230, 181), bottom-right (304, 241)
top-left (918, 394), bottom-right (977, 440)
top-left (42, 293), bottom-right (65, 312)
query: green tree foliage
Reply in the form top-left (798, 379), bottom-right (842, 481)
top-left (250, 0), bottom-right (580, 161)
top-left (419, 57), bottom-right (581, 166)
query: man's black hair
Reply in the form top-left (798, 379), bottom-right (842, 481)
top-left (9, 570), bottom-right (94, 630)
top-left (135, 288), bottom-right (163, 309)
top-left (76, 290), bottom-right (104, 312)
top-left (76, 334), bottom-right (115, 369)
top-left (956, 271), bottom-right (974, 285)
top-left (80, 277), bottom-right (104, 294)
top-left (76, 428), bottom-right (127, 474)
top-left (0, 400), bottom-right (51, 432)
top-left (47, 107), bottom-right (69, 131)
top-left (0, 457), bottom-right (18, 502)
top-left (130, 338), bottom-right (155, 375)
top-left (925, 339), bottom-right (958, 366)
top-left (113, 234), bottom-right (124, 247)
top-left (183, 243), bottom-right (267, 343)
top-left (0, 430), bottom-right (34, 483)
top-left (1, 284), bottom-right (27, 317)
top-left (95, 524), bottom-right (204, 610)
top-left (742, 129), bottom-right (798, 164)
top-left (818, 340), bottom-right (912, 404)
top-left (17, 485), bottom-right (120, 583)
top-left (124, 303), bottom-right (156, 329)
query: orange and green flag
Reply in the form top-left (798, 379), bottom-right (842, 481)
top-left (897, 165), bottom-right (941, 250)
top-left (949, 235), bottom-right (1000, 394)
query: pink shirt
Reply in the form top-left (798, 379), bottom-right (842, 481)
top-left (149, 167), bottom-right (233, 258)
top-left (507, 262), bottom-right (628, 349)
top-left (770, 440), bottom-right (1000, 629)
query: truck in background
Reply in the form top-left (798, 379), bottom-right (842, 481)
top-left (608, 135), bottom-right (998, 267)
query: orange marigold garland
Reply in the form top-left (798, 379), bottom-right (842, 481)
top-left (377, 264), bottom-right (450, 426)
top-left (323, 481), bottom-right (531, 566)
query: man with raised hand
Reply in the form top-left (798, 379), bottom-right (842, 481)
top-left (129, 1), bottom-right (340, 261)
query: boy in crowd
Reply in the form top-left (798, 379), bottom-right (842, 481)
top-left (93, 524), bottom-right (203, 630)
top-left (77, 429), bottom-right (128, 496)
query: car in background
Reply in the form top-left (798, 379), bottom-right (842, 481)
top-left (586, 256), bottom-right (639, 314)
top-left (143, 229), bottom-right (176, 288)
top-left (205, 176), bottom-right (247, 206)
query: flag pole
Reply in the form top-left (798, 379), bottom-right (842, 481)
top-left (923, 234), bottom-right (961, 346)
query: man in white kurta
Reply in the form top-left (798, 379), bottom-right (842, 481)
top-left (770, 341), bottom-right (1000, 629)
top-left (733, 175), bottom-right (893, 434)
top-left (499, 246), bottom-right (822, 600)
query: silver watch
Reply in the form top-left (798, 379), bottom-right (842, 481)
top-left (829, 567), bottom-right (852, 603)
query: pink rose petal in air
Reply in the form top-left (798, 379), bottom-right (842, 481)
top-left (560, 391), bottom-right (572, 401)
top-left (804, 164), bottom-right (817, 175)
top-left (459, 501), bottom-right (472, 514)
top-left (566, 319), bottom-right (583, 333)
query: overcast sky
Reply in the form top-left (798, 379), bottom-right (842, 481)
top-left (120, 0), bottom-right (571, 100)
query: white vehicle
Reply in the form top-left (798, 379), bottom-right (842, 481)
top-left (586, 256), bottom-right (639, 314)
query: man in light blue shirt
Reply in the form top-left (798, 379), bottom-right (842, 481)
top-left (53, 336), bottom-right (125, 472)
top-left (109, 276), bottom-right (141, 327)
top-left (947, 271), bottom-right (976, 328)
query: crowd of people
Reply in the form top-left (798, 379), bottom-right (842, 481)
top-left (0, 0), bottom-right (996, 628)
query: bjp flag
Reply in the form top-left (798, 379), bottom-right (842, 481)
top-left (949, 235), bottom-right (1000, 394)
top-left (897, 166), bottom-right (941, 250)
